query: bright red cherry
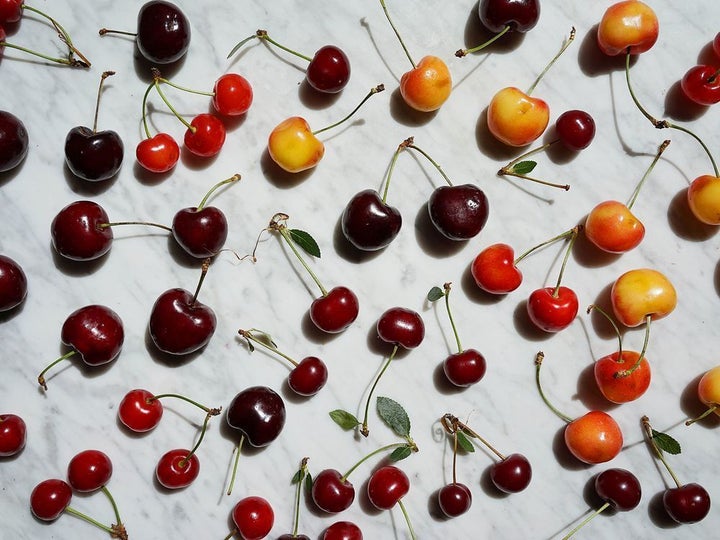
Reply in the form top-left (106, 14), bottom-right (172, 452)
top-left (309, 286), bottom-right (359, 334)
top-left (0, 0), bottom-right (24, 24)
top-left (0, 413), bottom-right (26, 457)
top-left (341, 189), bottom-right (402, 252)
top-left (67, 449), bottom-right (113, 492)
top-left (231, 496), bottom-right (274, 540)
top-left (136, 133), bottom-right (180, 173)
top-left (51, 200), bottom-right (113, 261)
top-left (594, 350), bottom-right (651, 404)
top-left (118, 388), bottom-right (164, 432)
top-left (30, 479), bottom-right (73, 521)
top-left (437, 483), bottom-right (472, 518)
top-left (681, 65), bottom-right (720, 106)
top-left (307, 45), bottom-right (351, 93)
top-left (367, 465), bottom-right (410, 510)
top-left (376, 307), bottom-right (425, 349)
top-left (0, 254), bottom-right (27, 312)
top-left (663, 483), bottom-right (711, 524)
top-left (184, 113), bottom-right (226, 157)
top-left (555, 109), bottom-right (596, 151)
top-left (322, 521), bottom-right (363, 540)
top-left (526, 286), bottom-right (578, 332)
top-left (212, 73), bottom-right (253, 116)
top-left (312, 469), bottom-right (355, 514)
top-left (155, 449), bottom-right (200, 489)
top-left (471, 243), bottom-right (522, 294)
top-left (490, 453), bottom-right (532, 493)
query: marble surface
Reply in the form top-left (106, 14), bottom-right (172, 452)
top-left (1, 1), bottom-right (719, 539)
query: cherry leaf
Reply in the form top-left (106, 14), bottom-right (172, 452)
top-left (289, 228), bottom-right (321, 258)
top-left (652, 429), bottom-right (681, 455)
top-left (377, 396), bottom-right (411, 438)
top-left (304, 472), bottom-right (313, 493)
top-left (329, 409), bottom-right (360, 430)
top-left (456, 431), bottom-right (475, 453)
top-left (291, 468), bottom-right (303, 484)
top-left (510, 160), bottom-right (537, 175)
top-left (427, 286), bottom-right (445, 302)
top-left (389, 446), bottom-right (412, 462)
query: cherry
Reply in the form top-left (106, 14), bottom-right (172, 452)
top-left (64, 71), bottom-right (124, 182)
top-left (136, 132), bottom-right (180, 173)
top-left (0, 413), bottom-right (26, 457)
top-left (230, 496), bottom-right (274, 540)
top-left (490, 453), bottom-right (532, 493)
top-left (322, 521), bottom-right (363, 540)
top-left (0, 0), bottom-right (23, 24)
top-left (0, 254), bottom-right (27, 312)
top-left (30, 479), bottom-right (72, 521)
top-left (155, 449), bottom-right (200, 489)
top-left (480, 0), bottom-right (540, 33)
top-left (183, 113), bottom-right (226, 157)
top-left (595, 468), bottom-right (642, 511)
top-left (312, 469), bottom-right (355, 514)
top-left (681, 65), bottom-right (720, 106)
top-left (341, 189), bottom-right (402, 252)
top-left (118, 388), bottom-right (163, 432)
top-left (367, 465), bottom-right (410, 510)
top-left (310, 286), bottom-right (359, 334)
top-left (377, 307), bottom-right (425, 349)
top-left (226, 386), bottom-right (286, 448)
top-left (663, 483), bottom-right (711, 524)
top-left (714, 32), bottom-right (720, 58)
top-left (437, 483), bottom-right (472, 518)
top-left (555, 109), bottom-right (596, 151)
top-left (51, 200), bottom-right (113, 261)
top-left (212, 73), bottom-right (253, 116)
top-left (0, 110), bottom-right (29, 172)
top-left (67, 449), bottom-right (112, 492)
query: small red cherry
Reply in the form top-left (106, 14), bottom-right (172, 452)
top-left (231, 496), bottom-right (274, 540)
top-left (155, 449), bottom-right (200, 489)
top-left (118, 388), bottom-right (164, 432)
top-left (0, 413), bottom-right (26, 457)
top-left (184, 113), bottom-right (226, 157)
top-left (212, 73), bottom-right (253, 116)
top-left (67, 449), bottom-right (113, 492)
top-left (30, 479), bottom-right (72, 521)
top-left (136, 133), bottom-right (180, 173)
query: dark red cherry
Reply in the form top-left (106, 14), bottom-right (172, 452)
top-left (663, 483), bottom-right (711, 524)
top-left (155, 448), bottom-right (200, 489)
top-left (306, 45), bottom-right (351, 93)
top-left (0, 413), bottom-right (26, 457)
top-left (312, 468), bottom-right (355, 514)
top-left (0, 110), bottom-right (29, 172)
top-left (62, 304), bottom-right (124, 366)
top-left (231, 496), bottom-right (274, 540)
top-left (438, 482), bottom-right (472, 518)
top-left (0, 254), bottom-right (27, 312)
top-left (288, 356), bottom-right (328, 396)
top-left (376, 307), bottom-right (425, 349)
top-left (490, 453), bottom-right (532, 493)
top-left (171, 206), bottom-right (228, 258)
top-left (309, 286), bottom-right (359, 334)
top-left (64, 126), bottom-right (124, 182)
top-left (118, 388), bottom-right (164, 432)
top-left (341, 189), bottom-right (402, 251)
top-left (681, 65), bottom-right (720, 106)
top-left (555, 110), bottom-right (596, 151)
top-left (595, 468), bottom-right (642, 511)
top-left (148, 287), bottom-right (216, 355)
top-left (67, 449), bottom-right (113, 492)
top-left (136, 0), bottom-right (191, 64)
top-left (0, 0), bottom-right (24, 25)
top-left (367, 465), bottom-right (409, 510)
top-left (226, 386), bottom-right (286, 447)
top-left (479, 0), bottom-right (541, 33)
top-left (428, 184), bottom-right (489, 241)
top-left (30, 479), bottom-right (72, 521)
top-left (443, 348), bottom-right (486, 387)
top-left (51, 200), bottom-right (113, 261)
top-left (322, 521), bottom-right (363, 540)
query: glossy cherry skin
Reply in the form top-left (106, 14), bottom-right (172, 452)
top-left (479, 0), bottom-right (540, 33)
top-left (555, 109), bottom-right (596, 151)
top-left (595, 468), bottom-right (642, 511)
top-left (231, 496), bottom-right (274, 540)
top-left (610, 268), bottom-right (677, 327)
top-left (184, 113), bottom-right (226, 157)
top-left (171, 206), bottom-right (228, 258)
top-left (0, 0), bottom-right (24, 24)
top-left (0, 110), bottom-right (29, 172)
top-left (696, 365), bottom-right (720, 419)
top-left (341, 189), bottom-right (402, 251)
top-left (30, 479), bottom-right (72, 521)
top-left (267, 116), bottom-right (324, 173)
top-left (714, 32), bottom-right (720, 58)
top-left (155, 449), bottom-right (200, 489)
top-left (471, 243), bottom-right (522, 294)
top-left (377, 307), bottom-right (425, 349)
top-left (0, 413), bottom-right (26, 457)
top-left (490, 453), bottom-right (532, 493)
top-left (148, 288), bottom-right (216, 355)
top-left (310, 286), bottom-right (359, 334)
top-left (136, 0), bottom-right (191, 64)
top-left (487, 87), bottom-right (549, 147)
top-left (663, 483), bottom-right (711, 524)
top-left (323, 521), bottom-right (363, 540)
top-left (565, 411), bottom-right (623, 464)
top-left (597, 0), bottom-right (659, 56)
top-left (51, 200), bottom-right (113, 261)
top-left (67, 449), bottom-right (112, 492)
top-left (307, 45), bottom-right (351, 93)
top-left (443, 349), bottom-right (486, 387)
top-left (526, 286), bottom-right (578, 333)
top-left (594, 351), bottom-right (651, 404)
top-left (136, 133), bottom-right (180, 173)
top-left (688, 175), bottom-right (720, 225)
top-left (64, 126), bottom-right (124, 182)
top-left (226, 386), bottom-right (286, 447)
top-left (212, 73), bottom-right (253, 116)
top-left (288, 356), bottom-right (328, 396)
top-left (681, 65), bottom-right (720, 106)
top-left (585, 200), bottom-right (644, 253)
top-left (118, 388), bottom-right (163, 432)
top-left (0, 254), bottom-right (27, 312)
top-left (400, 55), bottom-right (452, 112)
top-left (437, 482), bottom-right (472, 518)
top-left (428, 184), bottom-right (489, 241)
top-left (312, 469), bottom-right (355, 514)
top-left (62, 304), bottom-right (124, 366)
top-left (367, 465), bottom-right (410, 510)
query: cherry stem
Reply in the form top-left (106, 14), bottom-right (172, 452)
top-left (378, 0), bottom-right (415, 68)
top-left (21, 4), bottom-right (91, 67)
top-left (361, 344), bottom-right (399, 437)
top-left (196, 174), bottom-right (241, 211)
top-left (290, 458), bottom-right (309, 536)
top-left (151, 68), bottom-right (193, 131)
top-left (641, 415), bottom-right (682, 488)
top-left (154, 75), bottom-right (214, 98)
top-left (98, 28), bottom-right (136, 37)
top-left (615, 315), bottom-right (651, 378)
top-left (191, 259), bottom-right (211, 305)
top-left (624, 52), bottom-right (719, 177)
top-left (140, 81), bottom-right (156, 139)
top-left (456, 24), bottom-right (511, 57)
top-left (397, 499), bottom-right (417, 540)
top-left (100, 485), bottom-right (123, 530)
top-left (551, 225), bottom-right (580, 297)
top-left (269, 213), bottom-right (328, 297)
top-left (441, 413), bottom-right (506, 461)
top-left (627, 140), bottom-right (670, 210)
top-left (405, 138), bottom-right (454, 187)
top-left (586, 304), bottom-right (623, 361)
top-left (534, 351), bottom-right (574, 424)
top-left (381, 139), bottom-right (408, 204)
top-left (441, 283), bottom-right (463, 353)
top-left (513, 226), bottom-right (577, 265)
top-left (99, 220), bottom-right (172, 232)
top-left (561, 502), bottom-right (610, 540)
top-left (707, 67), bottom-right (720, 84)
top-left (526, 27), bottom-right (575, 96)
top-left (226, 435), bottom-right (245, 496)
top-left (312, 84), bottom-right (385, 136)
top-left (685, 405), bottom-right (718, 426)
top-left (341, 440), bottom-right (413, 481)
top-left (64, 505), bottom-right (123, 538)
top-left (238, 328), bottom-right (298, 367)
top-left (451, 429), bottom-right (459, 484)
top-left (499, 141), bottom-right (570, 191)
top-left (0, 40), bottom-right (87, 67)
top-left (91, 71), bottom-right (115, 133)
top-left (179, 411), bottom-right (213, 468)
top-left (230, 29), bottom-right (313, 63)
top-left (149, 393), bottom-right (221, 415)
top-left (37, 350), bottom-right (77, 390)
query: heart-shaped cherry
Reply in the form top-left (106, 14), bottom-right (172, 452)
top-left (341, 189), bottom-right (402, 251)
top-left (312, 468), bottom-right (356, 514)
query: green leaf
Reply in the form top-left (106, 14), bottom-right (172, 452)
top-left (377, 396), bottom-right (411, 438)
top-left (291, 468), bottom-right (303, 484)
top-left (652, 429), bottom-right (681, 455)
top-left (389, 446), bottom-right (412, 462)
top-left (427, 286), bottom-right (445, 302)
top-left (510, 160), bottom-right (537, 175)
top-left (456, 431), bottom-right (475, 453)
top-left (329, 409), bottom-right (360, 430)
top-left (289, 229), bottom-right (321, 258)
top-left (304, 472), bottom-right (313, 493)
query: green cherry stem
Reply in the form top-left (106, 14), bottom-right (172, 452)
top-left (378, 0), bottom-right (415, 68)
top-left (442, 283), bottom-right (463, 353)
top-left (641, 415), bottom-right (682, 488)
top-left (456, 24), bottom-right (512, 57)
top-left (227, 29), bottom-right (312, 62)
top-left (627, 140), bottom-right (670, 210)
top-left (226, 435), bottom-right (245, 496)
top-left (513, 227), bottom-right (577, 266)
top-left (526, 27), bottom-right (575, 96)
top-left (98, 220), bottom-right (172, 232)
top-left (92, 71), bottom-right (115, 133)
top-left (561, 503), bottom-right (611, 540)
top-left (405, 138), bottom-right (454, 187)
top-left (535, 351), bottom-right (574, 424)
top-left (615, 315), bottom-right (651, 378)
top-left (361, 344), bottom-right (400, 437)
top-left (37, 350), bottom-right (77, 390)
top-left (341, 441), bottom-right (416, 481)
top-left (149, 393), bottom-right (222, 416)
top-left (190, 259), bottom-right (211, 305)
top-left (498, 141), bottom-right (571, 190)
top-left (551, 225), bottom-right (580, 297)
top-left (381, 138), bottom-right (409, 204)
top-left (0, 40), bottom-right (87, 67)
top-left (398, 499), bottom-right (417, 540)
top-left (154, 75), bottom-right (214, 98)
top-left (63, 505), bottom-right (127, 539)
top-left (290, 458), bottom-right (309, 536)
top-left (586, 304), bottom-right (624, 362)
top-left (100, 485), bottom-right (124, 532)
top-left (238, 328), bottom-right (299, 367)
top-left (312, 84), bottom-right (385, 136)
top-left (196, 174), bottom-right (241, 211)
top-left (625, 52), bottom-right (719, 177)
top-left (147, 68), bottom-right (194, 132)
top-left (178, 411), bottom-right (213, 468)
top-left (685, 405), bottom-right (718, 426)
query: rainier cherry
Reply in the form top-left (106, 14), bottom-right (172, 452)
top-left (0, 110), bottom-right (29, 172)
top-left (610, 268), bottom-right (676, 328)
top-left (0, 413), bottom-right (26, 456)
top-left (597, 1), bottom-right (658, 57)
top-left (686, 365), bottom-right (720, 425)
top-left (0, 254), bottom-right (27, 312)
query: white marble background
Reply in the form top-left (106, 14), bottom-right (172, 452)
top-left (1, 1), bottom-right (719, 538)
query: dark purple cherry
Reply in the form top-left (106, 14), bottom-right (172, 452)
top-left (226, 386), bottom-right (286, 447)
top-left (136, 0), bottom-right (191, 64)
top-left (149, 288), bottom-right (216, 355)
top-left (663, 483), bottom-right (711, 524)
top-left (306, 45), bottom-right (351, 93)
top-left (172, 206), bottom-right (228, 258)
top-left (428, 184), bottom-right (489, 241)
top-left (595, 468), bottom-right (642, 511)
top-left (51, 200), bottom-right (113, 261)
top-left (490, 453), bottom-right (532, 493)
top-left (0, 110), bottom-right (29, 172)
top-left (438, 482), bottom-right (472, 518)
top-left (443, 349), bottom-right (486, 387)
top-left (341, 189), bottom-right (402, 251)
top-left (65, 127), bottom-right (124, 182)
top-left (555, 110), bottom-right (596, 151)
top-left (312, 468), bottom-right (355, 514)
top-left (479, 0), bottom-right (541, 33)
top-left (0, 254), bottom-right (27, 312)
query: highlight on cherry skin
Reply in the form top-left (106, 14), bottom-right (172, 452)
top-left (610, 268), bottom-right (677, 328)
top-left (0, 110), bottom-right (30, 173)
top-left (686, 365), bottom-right (720, 426)
top-left (596, 0), bottom-right (659, 56)
top-left (0, 254), bottom-right (28, 312)
top-left (0, 413), bottom-right (27, 457)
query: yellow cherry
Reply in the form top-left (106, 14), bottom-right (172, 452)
top-left (610, 268), bottom-right (677, 327)
top-left (267, 117), bottom-right (324, 173)
top-left (687, 175), bottom-right (720, 225)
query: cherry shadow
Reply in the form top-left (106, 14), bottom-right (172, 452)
top-left (680, 372), bottom-right (720, 429)
top-left (50, 241), bottom-right (110, 276)
top-left (387, 87), bottom-right (439, 127)
top-left (413, 204), bottom-right (468, 259)
top-left (663, 80), bottom-right (708, 122)
top-left (458, 1), bottom-right (527, 61)
top-left (511, 300), bottom-right (555, 342)
top-left (132, 44), bottom-right (187, 82)
top-left (0, 156), bottom-right (27, 188)
top-left (572, 220), bottom-right (622, 269)
top-left (300, 310), bottom-right (346, 345)
top-left (576, 24), bottom-right (636, 78)
top-left (143, 325), bottom-right (206, 367)
top-left (586, 281), bottom-right (618, 341)
top-left (459, 261), bottom-right (506, 306)
top-left (432, 361), bottom-right (471, 396)
top-left (62, 163), bottom-right (120, 195)
top-left (552, 425), bottom-right (593, 472)
top-left (474, 106), bottom-right (522, 162)
top-left (298, 78), bottom-right (343, 110)
top-left (332, 210), bottom-right (388, 265)
top-left (259, 148), bottom-right (317, 189)
top-left (574, 362), bottom-right (619, 412)
top-left (133, 160), bottom-right (176, 186)
top-left (666, 188), bottom-right (718, 242)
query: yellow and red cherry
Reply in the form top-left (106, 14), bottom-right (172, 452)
top-left (681, 65), bottom-right (720, 106)
top-left (597, 0), bottom-right (659, 56)
top-left (610, 268), bottom-right (677, 328)
top-left (212, 73), bottom-right (253, 116)
top-left (688, 174), bottom-right (720, 225)
top-left (686, 365), bottom-right (720, 425)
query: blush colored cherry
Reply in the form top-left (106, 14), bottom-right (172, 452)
top-left (184, 113), bottom-right (226, 157)
top-left (67, 449), bottom-right (112, 492)
top-left (312, 469), bottom-right (355, 514)
top-left (611, 268), bottom-right (677, 328)
top-left (471, 243), bottom-right (521, 294)
top-left (377, 307), bottom-right (425, 349)
top-left (136, 133), bottom-right (180, 173)
top-left (118, 388), bottom-right (163, 432)
top-left (555, 109), bottom-right (596, 151)
top-left (155, 449), bottom-right (200, 489)
top-left (0, 110), bottom-right (29, 172)
top-left (341, 189), bottom-right (402, 251)
top-left (30, 479), bottom-right (73, 521)
top-left (681, 65), bottom-right (720, 106)
top-left (437, 483), bottom-right (472, 518)
top-left (322, 521), bottom-right (363, 540)
top-left (310, 286), bottom-right (359, 334)
top-left (51, 200), bottom-right (114, 261)
top-left (226, 386), bottom-right (286, 447)
top-left (212, 73), bottom-right (253, 116)
top-left (594, 350), bottom-right (651, 404)
top-left (597, 0), bottom-right (659, 56)
top-left (0, 254), bottom-right (27, 312)
top-left (367, 465), bottom-right (410, 510)
top-left (0, 413), bottom-right (26, 457)
top-left (490, 453), bottom-right (532, 493)
top-left (231, 496), bottom-right (274, 540)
